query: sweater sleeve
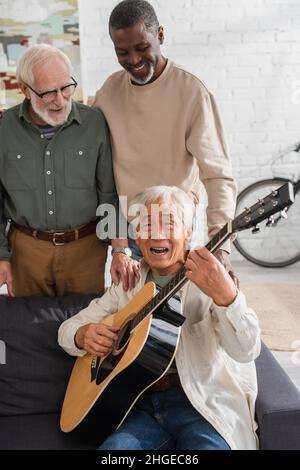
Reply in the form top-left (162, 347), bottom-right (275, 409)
top-left (186, 88), bottom-right (237, 252)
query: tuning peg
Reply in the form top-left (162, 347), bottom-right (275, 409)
top-left (280, 209), bottom-right (288, 219)
top-left (252, 224), bottom-right (260, 234)
top-left (244, 207), bottom-right (251, 214)
top-left (266, 216), bottom-right (274, 227)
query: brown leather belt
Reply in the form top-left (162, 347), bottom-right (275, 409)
top-left (11, 220), bottom-right (98, 246)
top-left (147, 374), bottom-right (181, 393)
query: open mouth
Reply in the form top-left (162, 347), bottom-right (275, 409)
top-left (150, 247), bottom-right (169, 256)
top-left (129, 62), bottom-right (148, 75)
top-left (133, 63), bottom-right (146, 72)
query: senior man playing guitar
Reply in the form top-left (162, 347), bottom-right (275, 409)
top-left (58, 185), bottom-right (261, 450)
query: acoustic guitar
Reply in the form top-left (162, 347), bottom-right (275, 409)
top-left (60, 182), bottom-right (294, 444)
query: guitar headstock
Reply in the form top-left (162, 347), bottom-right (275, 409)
top-left (232, 181), bottom-right (294, 233)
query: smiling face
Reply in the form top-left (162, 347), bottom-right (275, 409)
top-left (110, 21), bottom-right (166, 85)
top-left (136, 201), bottom-right (191, 276)
top-left (21, 57), bottom-right (72, 126)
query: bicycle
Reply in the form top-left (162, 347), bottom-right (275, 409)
top-left (233, 142), bottom-right (300, 267)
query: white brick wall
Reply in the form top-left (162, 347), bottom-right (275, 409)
top-left (78, 0), bottom-right (300, 191)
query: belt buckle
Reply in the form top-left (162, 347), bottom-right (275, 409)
top-left (52, 231), bottom-right (65, 246)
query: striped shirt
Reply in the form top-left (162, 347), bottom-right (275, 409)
top-left (38, 124), bottom-right (61, 141)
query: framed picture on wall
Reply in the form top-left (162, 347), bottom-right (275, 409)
top-left (0, 0), bottom-right (82, 109)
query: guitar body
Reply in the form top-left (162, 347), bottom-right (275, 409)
top-left (60, 282), bottom-right (184, 445)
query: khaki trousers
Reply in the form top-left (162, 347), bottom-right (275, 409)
top-left (8, 227), bottom-right (107, 297)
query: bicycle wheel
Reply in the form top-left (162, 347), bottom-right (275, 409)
top-left (233, 178), bottom-right (300, 267)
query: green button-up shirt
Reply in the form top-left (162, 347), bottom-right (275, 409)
top-left (0, 99), bottom-right (119, 260)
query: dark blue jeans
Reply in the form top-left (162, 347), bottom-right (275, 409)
top-left (98, 385), bottom-right (230, 450)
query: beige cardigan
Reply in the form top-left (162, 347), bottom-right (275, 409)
top-left (58, 263), bottom-right (261, 450)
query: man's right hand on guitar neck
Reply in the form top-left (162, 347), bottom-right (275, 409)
top-left (74, 323), bottom-right (119, 356)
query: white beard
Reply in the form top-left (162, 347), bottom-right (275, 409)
top-left (30, 95), bottom-right (72, 126)
top-left (128, 62), bottom-right (155, 85)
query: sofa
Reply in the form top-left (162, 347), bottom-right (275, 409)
top-left (0, 294), bottom-right (300, 450)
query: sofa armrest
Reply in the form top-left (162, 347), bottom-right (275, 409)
top-left (255, 342), bottom-right (300, 449)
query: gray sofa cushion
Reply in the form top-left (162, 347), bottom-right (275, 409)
top-left (0, 413), bottom-right (94, 450)
top-left (0, 294), bottom-right (96, 417)
top-left (255, 343), bottom-right (300, 450)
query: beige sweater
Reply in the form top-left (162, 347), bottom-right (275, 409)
top-left (58, 262), bottom-right (260, 450)
top-left (93, 60), bottom-right (237, 242)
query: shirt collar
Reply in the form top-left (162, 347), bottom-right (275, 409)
top-left (19, 99), bottom-right (82, 126)
top-left (18, 99), bottom-right (32, 123)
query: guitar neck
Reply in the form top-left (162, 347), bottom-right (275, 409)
top-left (131, 222), bottom-right (232, 329)
top-left (206, 222), bottom-right (232, 253)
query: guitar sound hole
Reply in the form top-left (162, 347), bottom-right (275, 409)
top-left (96, 347), bottom-right (126, 384)
top-left (96, 359), bottom-right (112, 383)
top-left (96, 322), bottom-right (132, 384)
top-left (115, 322), bottom-right (131, 352)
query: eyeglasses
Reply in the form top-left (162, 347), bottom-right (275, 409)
top-left (25, 77), bottom-right (78, 103)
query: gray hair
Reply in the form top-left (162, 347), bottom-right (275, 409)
top-left (109, 0), bottom-right (159, 35)
top-left (129, 185), bottom-right (195, 235)
top-left (16, 44), bottom-right (72, 86)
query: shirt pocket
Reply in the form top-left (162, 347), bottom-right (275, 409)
top-left (185, 315), bottom-right (218, 366)
top-left (64, 147), bottom-right (98, 189)
top-left (5, 151), bottom-right (37, 191)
